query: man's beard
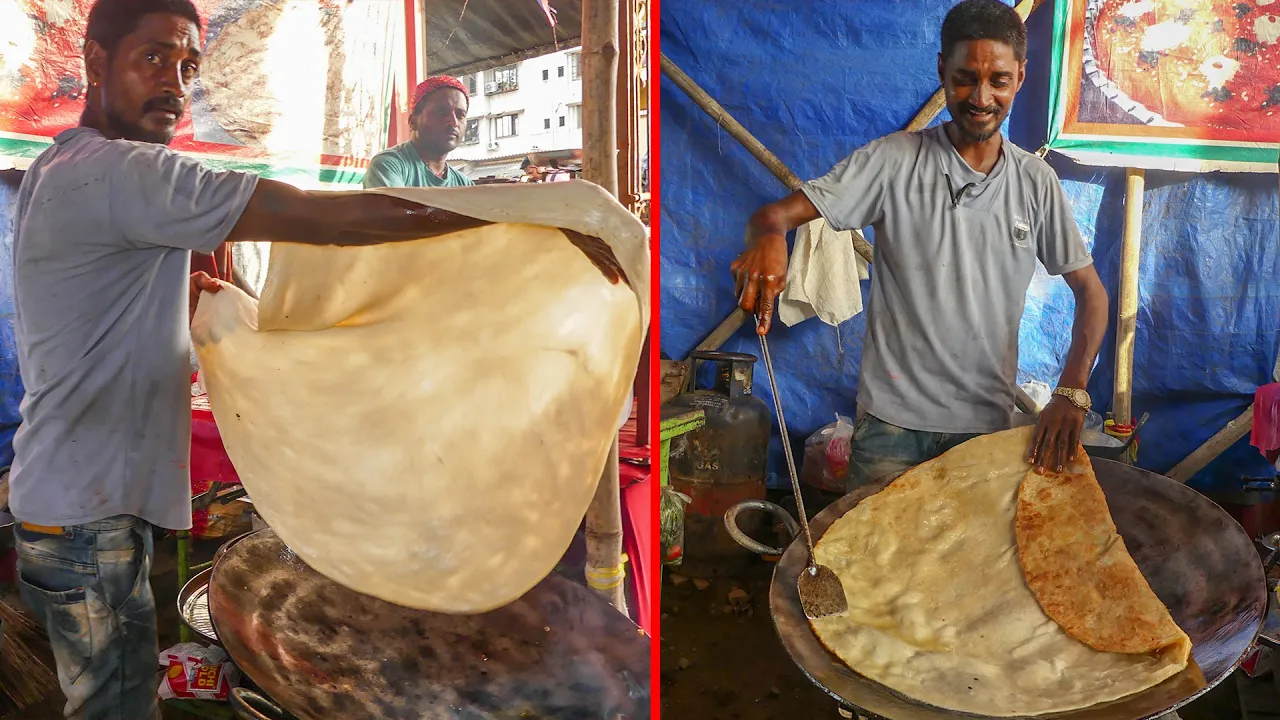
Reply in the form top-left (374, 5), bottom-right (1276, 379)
top-left (950, 104), bottom-right (1008, 144)
top-left (105, 106), bottom-right (175, 145)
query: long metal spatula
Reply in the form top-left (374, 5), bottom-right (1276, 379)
top-left (756, 326), bottom-right (848, 619)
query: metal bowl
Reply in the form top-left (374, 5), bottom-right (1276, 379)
top-left (177, 566), bottom-right (219, 645)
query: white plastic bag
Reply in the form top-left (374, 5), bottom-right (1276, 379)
top-left (800, 414), bottom-right (855, 493)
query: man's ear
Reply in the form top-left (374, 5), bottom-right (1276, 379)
top-left (937, 52), bottom-right (945, 86)
top-left (84, 40), bottom-right (108, 89)
top-left (1016, 59), bottom-right (1028, 93)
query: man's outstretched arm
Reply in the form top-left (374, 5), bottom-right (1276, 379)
top-left (227, 178), bottom-right (489, 247)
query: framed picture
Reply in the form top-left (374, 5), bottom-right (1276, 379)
top-left (1048, 0), bottom-right (1280, 172)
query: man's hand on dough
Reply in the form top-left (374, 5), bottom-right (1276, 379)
top-left (1028, 396), bottom-right (1086, 473)
top-left (563, 229), bottom-right (627, 285)
top-left (189, 271), bottom-right (222, 324)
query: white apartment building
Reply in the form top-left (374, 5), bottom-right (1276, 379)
top-left (452, 47), bottom-right (585, 180)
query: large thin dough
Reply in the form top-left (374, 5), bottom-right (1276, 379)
top-left (191, 181), bottom-right (649, 614)
top-left (809, 428), bottom-right (1190, 716)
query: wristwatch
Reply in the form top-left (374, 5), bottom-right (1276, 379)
top-left (1053, 386), bottom-right (1092, 411)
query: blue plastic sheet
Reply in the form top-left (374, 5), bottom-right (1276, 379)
top-left (0, 172), bottom-right (24, 468)
top-left (660, 0), bottom-right (1280, 491)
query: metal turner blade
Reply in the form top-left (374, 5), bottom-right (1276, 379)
top-left (755, 325), bottom-right (849, 619)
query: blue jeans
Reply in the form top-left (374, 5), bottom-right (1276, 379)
top-left (13, 515), bottom-right (160, 720)
top-left (845, 414), bottom-right (981, 493)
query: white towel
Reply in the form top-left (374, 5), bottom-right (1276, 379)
top-left (777, 217), bottom-right (869, 327)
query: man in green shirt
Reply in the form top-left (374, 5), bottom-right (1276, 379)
top-left (364, 76), bottom-right (474, 189)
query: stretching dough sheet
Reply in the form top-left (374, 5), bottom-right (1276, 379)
top-left (191, 181), bottom-right (649, 614)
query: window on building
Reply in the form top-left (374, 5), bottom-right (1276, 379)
top-left (568, 52), bottom-right (581, 80)
top-left (568, 103), bottom-right (582, 129)
top-left (485, 65), bottom-right (519, 94)
top-left (542, 69), bottom-right (549, 81)
top-left (557, 66), bottom-right (565, 78)
top-left (491, 113), bottom-right (519, 139)
top-left (461, 119), bottom-right (480, 145)
top-left (543, 118), bottom-right (551, 130)
top-left (558, 116), bottom-right (566, 127)
top-left (463, 75), bottom-right (478, 95)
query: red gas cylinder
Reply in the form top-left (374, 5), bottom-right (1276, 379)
top-left (666, 351), bottom-right (770, 577)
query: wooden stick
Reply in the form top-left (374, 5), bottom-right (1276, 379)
top-left (660, 56), bottom-right (876, 266)
top-left (1166, 405), bottom-right (1254, 484)
top-left (1113, 168), bottom-right (1145, 425)
top-left (580, 0), bottom-right (626, 614)
top-left (1166, 354), bottom-right (1280, 483)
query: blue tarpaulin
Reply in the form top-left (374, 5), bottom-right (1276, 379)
top-left (0, 172), bottom-right (24, 468)
top-left (660, 0), bottom-right (1280, 491)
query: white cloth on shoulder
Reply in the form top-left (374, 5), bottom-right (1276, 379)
top-left (777, 216), bottom-right (869, 327)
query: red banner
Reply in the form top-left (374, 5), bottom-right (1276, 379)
top-left (0, 0), bottom-right (395, 180)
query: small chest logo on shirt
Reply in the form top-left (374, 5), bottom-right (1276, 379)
top-left (1012, 216), bottom-right (1031, 248)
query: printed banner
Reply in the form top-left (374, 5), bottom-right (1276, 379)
top-left (0, 0), bottom-right (396, 186)
top-left (1047, 0), bottom-right (1280, 172)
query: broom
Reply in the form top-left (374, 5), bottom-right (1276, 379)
top-left (0, 598), bottom-right (58, 710)
top-left (0, 471), bottom-right (59, 710)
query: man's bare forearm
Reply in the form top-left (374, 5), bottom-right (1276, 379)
top-left (1057, 266), bottom-right (1109, 391)
top-left (746, 191), bottom-right (822, 249)
top-left (228, 179), bottom-right (489, 247)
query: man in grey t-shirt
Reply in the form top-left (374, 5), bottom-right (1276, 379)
top-left (5, 1), bottom-right (557, 717)
top-left (733, 0), bottom-right (1110, 489)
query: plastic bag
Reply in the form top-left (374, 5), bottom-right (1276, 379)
top-left (1019, 381), bottom-right (1053, 413)
top-left (157, 642), bottom-right (240, 701)
top-left (661, 486), bottom-right (691, 567)
top-left (801, 414), bottom-right (854, 493)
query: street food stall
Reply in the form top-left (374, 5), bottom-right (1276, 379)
top-left (0, 1), bottom-right (653, 717)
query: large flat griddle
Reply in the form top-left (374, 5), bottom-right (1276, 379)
top-left (768, 459), bottom-right (1266, 720)
top-left (209, 529), bottom-right (650, 720)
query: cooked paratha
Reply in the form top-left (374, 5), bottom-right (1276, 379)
top-left (808, 427), bottom-right (1191, 716)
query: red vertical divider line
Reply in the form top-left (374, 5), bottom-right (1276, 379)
top-left (647, 0), bottom-right (662, 714)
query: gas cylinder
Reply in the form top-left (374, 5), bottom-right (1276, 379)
top-left (666, 351), bottom-right (770, 577)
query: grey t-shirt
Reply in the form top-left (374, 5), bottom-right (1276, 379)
top-left (10, 128), bottom-right (258, 529)
top-left (801, 126), bottom-right (1091, 434)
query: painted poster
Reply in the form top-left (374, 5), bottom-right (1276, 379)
top-left (0, 0), bottom-right (396, 186)
top-left (1047, 0), bottom-right (1280, 172)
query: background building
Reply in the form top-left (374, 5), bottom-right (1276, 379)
top-left (451, 45), bottom-right (648, 184)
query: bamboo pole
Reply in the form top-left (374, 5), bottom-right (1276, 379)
top-left (1166, 358), bottom-right (1280, 483)
top-left (582, 0), bottom-right (620, 197)
top-left (580, 0), bottom-right (627, 613)
top-left (1166, 406), bottom-right (1254, 484)
top-left (1113, 168), bottom-right (1145, 425)
top-left (659, 55), bottom-right (874, 265)
top-left (585, 442), bottom-right (627, 610)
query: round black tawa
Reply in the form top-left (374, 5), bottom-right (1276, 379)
top-left (208, 529), bottom-right (650, 720)
top-left (770, 458), bottom-right (1266, 720)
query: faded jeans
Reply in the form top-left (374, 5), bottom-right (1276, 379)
top-left (14, 515), bottom-right (161, 720)
top-left (845, 414), bottom-right (981, 493)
